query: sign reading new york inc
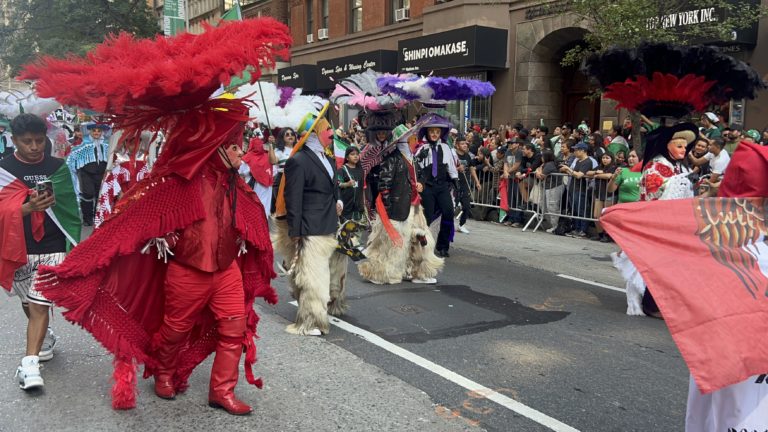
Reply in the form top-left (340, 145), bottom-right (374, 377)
top-left (398, 26), bottom-right (508, 73)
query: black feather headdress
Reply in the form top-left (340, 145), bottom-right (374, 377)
top-left (583, 43), bottom-right (766, 119)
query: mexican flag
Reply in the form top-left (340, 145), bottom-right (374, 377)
top-left (334, 136), bottom-right (349, 168)
top-left (0, 165), bottom-right (81, 290)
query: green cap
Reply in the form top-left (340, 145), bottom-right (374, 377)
top-left (746, 129), bottom-right (760, 141)
top-left (392, 124), bottom-right (410, 143)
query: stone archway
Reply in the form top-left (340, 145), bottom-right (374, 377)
top-left (513, 15), bottom-right (592, 130)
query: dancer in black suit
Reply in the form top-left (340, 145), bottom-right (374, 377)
top-left (273, 105), bottom-right (348, 336)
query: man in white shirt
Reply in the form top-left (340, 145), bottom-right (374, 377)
top-left (705, 138), bottom-right (730, 185)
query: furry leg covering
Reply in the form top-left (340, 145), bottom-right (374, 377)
top-left (327, 252), bottom-right (349, 316)
top-left (358, 215), bottom-right (412, 284)
top-left (272, 218), bottom-right (338, 335)
top-left (407, 205), bottom-right (444, 280)
top-left (111, 356), bottom-right (138, 410)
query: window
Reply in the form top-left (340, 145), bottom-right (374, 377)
top-left (306, 0), bottom-right (314, 35)
top-left (350, 0), bottom-right (362, 33)
top-left (389, 0), bottom-right (410, 24)
top-left (321, 0), bottom-right (329, 29)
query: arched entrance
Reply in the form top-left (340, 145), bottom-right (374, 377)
top-left (513, 16), bottom-right (595, 130)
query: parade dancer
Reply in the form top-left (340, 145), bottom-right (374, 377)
top-left (94, 130), bottom-right (151, 227)
top-left (377, 74), bottom-right (495, 258)
top-left (357, 123), bottom-right (443, 284)
top-left (586, 43), bottom-right (767, 431)
top-left (273, 103), bottom-right (349, 336)
top-left (21, 18), bottom-right (291, 412)
top-left (0, 114), bottom-right (81, 390)
top-left (67, 122), bottom-right (110, 226)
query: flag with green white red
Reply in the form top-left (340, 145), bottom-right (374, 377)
top-left (0, 164), bottom-right (80, 290)
top-left (334, 136), bottom-right (350, 168)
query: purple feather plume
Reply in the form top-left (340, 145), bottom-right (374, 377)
top-left (377, 75), bottom-right (495, 103)
top-left (276, 86), bottom-right (294, 108)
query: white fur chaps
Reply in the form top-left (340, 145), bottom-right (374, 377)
top-left (358, 205), bottom-right (443, 284)
top-left (272, 218), bottom-right (349, 335)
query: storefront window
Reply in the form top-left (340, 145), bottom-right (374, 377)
top-left (350, 0), bottom-right (363, 33)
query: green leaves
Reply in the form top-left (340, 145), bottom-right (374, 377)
top-left (1, 0), bottom-right (160, 76)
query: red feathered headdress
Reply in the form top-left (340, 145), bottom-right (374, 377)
top-left (21, 18), bottom-right (292, 179)
top-left (583, 43), bottom-right (766, 119)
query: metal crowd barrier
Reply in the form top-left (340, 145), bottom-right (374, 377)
top-left (467, 170), bottom-right (618, 234)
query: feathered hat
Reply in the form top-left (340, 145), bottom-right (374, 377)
top-left (234, 82), bottom-right (326, 132)
top-left (20, 18), bottom-right (292, 180)
top-left (376, 74), bottom-right (496, 142)
top-left (583, 43), bottom-right (766, 166)
top-left (330, 69), bottom-right (408, 143)
top-left (0, 89), bottom-right (60, 120)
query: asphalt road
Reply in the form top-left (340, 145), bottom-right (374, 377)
top-left (0, 220), bottom-right (689, 431)
top-left (270, 223), bottom-right (689, 431)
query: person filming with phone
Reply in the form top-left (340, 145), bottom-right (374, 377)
top-left (0, 113), bottom-right (81, 391)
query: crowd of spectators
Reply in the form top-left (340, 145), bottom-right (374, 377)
top-left (452, 111), bottom-right (760, 242)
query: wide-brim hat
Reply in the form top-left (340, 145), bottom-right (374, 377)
top-left (364, 110), bottom-right (397, 132)
top-left (85, 122), bottom-right (111, 131)
top-left (642, 122), bottom-right (699, 167)
top-left (417, 112), bottom-right (452, 141)
top-left (296, 101), bottom-right (331, 138)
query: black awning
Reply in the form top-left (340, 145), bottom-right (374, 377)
top-left (398, 25), bottom-right (508, 73)
top-left (277, 64), bottom-right (319, 91)
top-left (316, 50), bottom-right (398, 90)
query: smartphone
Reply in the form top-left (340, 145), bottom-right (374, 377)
top-left (36, 180), bottom-right (54, 201)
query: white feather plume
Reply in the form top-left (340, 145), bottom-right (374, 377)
top-left (235, 82), bottom-right (326, 130)
top-left (0, 89), bottom-right (60, 119)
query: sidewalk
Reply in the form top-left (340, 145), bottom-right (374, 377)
top-left (449, 219), bottom-right (624, 288)
top-left (0, 300), bottom-right (476, 432)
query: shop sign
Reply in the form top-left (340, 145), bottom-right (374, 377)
top-left (645, 1), bottom-right (759, 45)
top-left (397, 26), bottom-right (508, 73)
top-left (277, 64), bottom-right (319, 91)
top-left (316, 50), bottom-right (398, 89)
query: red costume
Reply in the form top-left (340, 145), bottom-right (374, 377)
top-left (20, 18), bottom-right (292, 413)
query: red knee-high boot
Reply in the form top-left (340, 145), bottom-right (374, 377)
top-left (208, 317), bottom-right (252, 415)
top-left (153, 327), bottom-right (188, 400)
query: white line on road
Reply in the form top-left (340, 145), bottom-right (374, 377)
top-left (556, 274), bottom-right (626, 293)
top-left (287, 300), bottom-right (580, 432)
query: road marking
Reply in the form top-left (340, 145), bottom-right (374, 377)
top-left (287, 301), bottom-right (580, 432)
top-left (556, 274), bottom-right (626, 293)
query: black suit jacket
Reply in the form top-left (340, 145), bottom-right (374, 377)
top-left (284, 146), bottom-right (339, 237)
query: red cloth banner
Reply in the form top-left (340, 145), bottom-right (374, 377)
top-left (498, 178), bottom-right (509, 212)
top-left (602, 197), bottom-right (768, 394)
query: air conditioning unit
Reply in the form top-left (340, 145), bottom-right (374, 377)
top-left (306, 34), bottom-right (314, 44)
top-left (318, 28), bottom-right (329, 40)
top-left (395, 8), bottom-right (410, 22)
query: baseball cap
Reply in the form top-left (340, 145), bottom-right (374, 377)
top-left (449, 128), bottom-right (458, 134)
top-left (573, 142), bottom-right (588, 150)
top-left (704, 112), bottom-right (718, 122)
top-left (746, 129), bottom-right (760, 141)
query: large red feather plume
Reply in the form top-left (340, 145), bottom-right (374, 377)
top-left (20, 18), bottom-right (292, 179)
top-left (603, 72), bottom-right (717, 119)
top-left (20, 18), bottom-right (292, 114)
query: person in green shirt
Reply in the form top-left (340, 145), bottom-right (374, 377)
top-left (607, 149), bottom-right (642, 203)
top-left (700, 112), bottom-right (721, 139)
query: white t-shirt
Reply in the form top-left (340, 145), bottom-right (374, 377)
top-left (704, 151), bottom-right (730, 175)
top-left (273, 146), bottom-right (292, 176)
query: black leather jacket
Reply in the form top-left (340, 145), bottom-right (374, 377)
top-left (378, 151), bottom-right (412, 222)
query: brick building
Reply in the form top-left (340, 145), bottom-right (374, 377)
top-left (278, 0), bottom-right (768, 134)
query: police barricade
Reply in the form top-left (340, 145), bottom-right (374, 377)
top-left (524, 172), bottom-right (618, 234)
top-left (466, 167), bottom-right (540, 225)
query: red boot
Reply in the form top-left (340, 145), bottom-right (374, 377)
top-left (208, 317), bottom-right (252, 415)
top-left (153, 327), bottom-right (187, 400)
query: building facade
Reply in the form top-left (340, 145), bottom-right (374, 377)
top-left (280, 0), bottom-right (768, 133)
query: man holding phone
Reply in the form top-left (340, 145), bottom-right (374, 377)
top-left (0, 114), bottom-right (81, 390)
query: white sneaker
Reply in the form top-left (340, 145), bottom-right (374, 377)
top-left (412, 277), bottom-right (437, 284)
top-left (546, 227), bottom-right (556, 233)
top-left (39, 327), bottom-right (58, 362)
top-left (306, 328), bottom-right (322, 336)
top-left (457, 225), bottom-right (470, 234)
top-left (15, 356), bottom-right (44, 390)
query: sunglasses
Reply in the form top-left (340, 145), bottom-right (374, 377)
top-left (284, 132), bottom-right (295, 137)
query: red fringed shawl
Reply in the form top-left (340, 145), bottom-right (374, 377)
top-left (36, 168), bottom-right (277, 391)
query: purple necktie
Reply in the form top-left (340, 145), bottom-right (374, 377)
top-left (432, 145), bottom-right (438, 178)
